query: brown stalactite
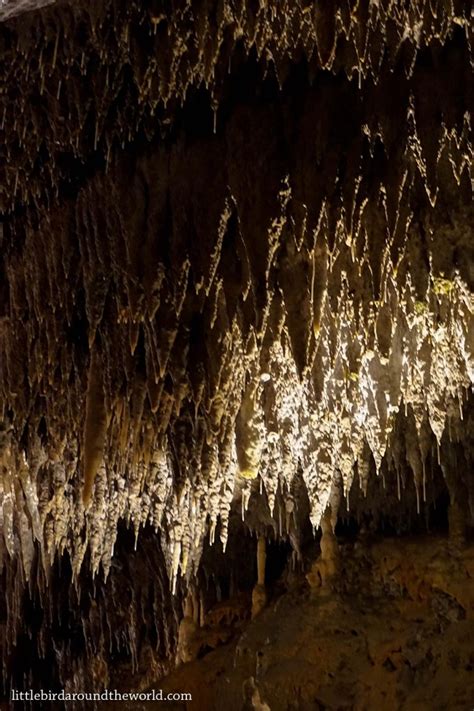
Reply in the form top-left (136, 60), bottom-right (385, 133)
top-left (82, 345), bottom-right (107, 506)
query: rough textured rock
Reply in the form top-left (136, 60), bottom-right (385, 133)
top-left (0, 0), bottom-right (53, 22)
top-left (0, 0), bottom-right (473, 704)
top-left (143, 536), bottom-right (474, 711)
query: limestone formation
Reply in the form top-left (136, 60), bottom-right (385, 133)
top-left (251, 536), bottom-right (267, 618)
top-left (0, 0), bottom-right (473, 702)
top-left (307, 507), bottom-right (340, 591)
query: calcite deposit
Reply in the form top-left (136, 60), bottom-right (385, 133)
top-left (0, 0), bottom-right (473, 704)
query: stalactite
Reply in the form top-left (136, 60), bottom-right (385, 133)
top-left (82, 346), bottom-right (107, 507)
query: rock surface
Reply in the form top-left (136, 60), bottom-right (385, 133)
top-left (0, 0), bottom-right (473, 702)
top-left (127, 536), bottom-right (474, 711)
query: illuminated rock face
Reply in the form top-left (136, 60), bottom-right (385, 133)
top-left (0, 0), bottom-right (473, 698)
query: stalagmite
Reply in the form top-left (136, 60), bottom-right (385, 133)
top-left (251, 536), bottom-right (267, 619)
top-left (176, 594), bottom-right (199, 665)
top-left (307, 508), bottom-right (340, 592)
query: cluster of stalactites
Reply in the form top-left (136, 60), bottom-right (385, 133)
top-left (0, 532), bottom-right (180, 695)
top-left (1, 0), bottom-right (472, 212)
top-left (2, 132), bottom-right (474, 592)
top-left (1, 264), bottom-right (472, 594)
top-left (1, 0), bottom-right (474, 609)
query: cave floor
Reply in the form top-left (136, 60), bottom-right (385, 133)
top-left (105, 535), bottom-right (474, 711)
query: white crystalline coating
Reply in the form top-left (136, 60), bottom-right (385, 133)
top-left (2, 271), bottom-right (472, 587)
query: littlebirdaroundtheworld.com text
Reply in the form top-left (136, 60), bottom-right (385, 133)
top-left (11, 689), bottom-right (192, 703)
